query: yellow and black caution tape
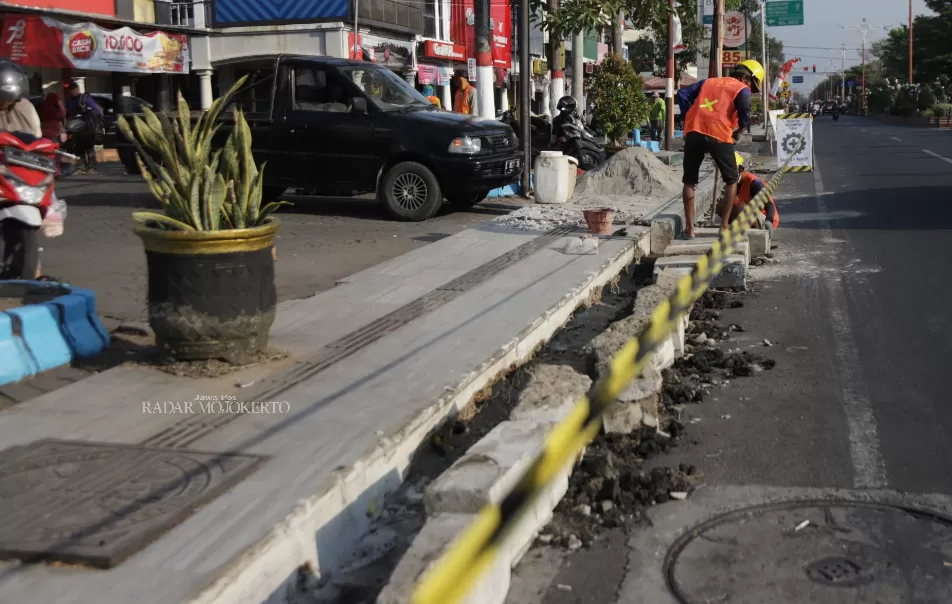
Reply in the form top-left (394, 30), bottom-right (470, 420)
top-left (784, 165), bottom-right (813, 173)
top-left (410, 154), bottom-right (796, 604)
top-left (781, 112), bottom-right (813, 119)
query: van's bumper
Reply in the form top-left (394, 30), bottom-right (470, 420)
top-left (432, 151), bottom-right (524, 195)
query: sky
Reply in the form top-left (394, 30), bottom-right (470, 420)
top-left (761, 0), bottom-right (932, 92)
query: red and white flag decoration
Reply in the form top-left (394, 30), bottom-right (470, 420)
top-left (672, 2), bottom-right (687, 53)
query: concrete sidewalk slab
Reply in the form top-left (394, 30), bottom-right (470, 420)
top-left (0, 220), bottom-right (653, 604)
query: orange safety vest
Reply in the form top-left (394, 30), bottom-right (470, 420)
top-left (735, 172), bottom-right (780, 228)
top-left (684, 78), bottom-right (749, 144)
top-left (454, 84), bottom-right (475, 114)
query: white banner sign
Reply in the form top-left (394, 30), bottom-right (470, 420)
top-left (776, 115), bottom-right (814, 171)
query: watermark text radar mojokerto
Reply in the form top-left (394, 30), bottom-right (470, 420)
top-left (142, 396), bottom-right (291, 414)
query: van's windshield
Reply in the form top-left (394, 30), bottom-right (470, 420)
top-left (339, 66), bottom-right (435, 111)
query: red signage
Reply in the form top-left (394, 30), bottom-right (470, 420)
top-left (3, 0), bottom-right (115, 15)
top-left (449, 0), bottom-right (512, 70)
top-left (423, 40), bottom-right (465, 61)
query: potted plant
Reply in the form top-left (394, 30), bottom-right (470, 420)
top-left (117, 76), bottom-right (288, 364)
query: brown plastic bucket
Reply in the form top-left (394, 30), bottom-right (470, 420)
top-left (582, 207), bottom-right (616, 235)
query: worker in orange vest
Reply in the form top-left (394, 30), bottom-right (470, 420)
top-left (452, 69), bottom-right (477, 115)
top-left (715, 152), bottom-right (779, 233)
top-left (676, 59), bottom-right (765, 238)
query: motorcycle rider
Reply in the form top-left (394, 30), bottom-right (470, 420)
top-left (0, 61), bottom-right (42, 139)
top-left (552, 95), bottom-right (578, 141)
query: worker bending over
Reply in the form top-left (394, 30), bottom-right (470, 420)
top-left (715, 152), bottom-right (779, 233)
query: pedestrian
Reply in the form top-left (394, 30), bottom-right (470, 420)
top-left (676, 59), bottom-right (764, 238)
top-left (64, 81), bottom-right (103, 174)
top-left (650, 91), bottom-right (665, 141)
top-left (715, 153), bottom-right (779, 234)
top-left (452, 69), bottom-right (476, 115)
top-left (421, 84), bottom-right (441, 109)
top-left (39, 92), bottom-right (66, 143)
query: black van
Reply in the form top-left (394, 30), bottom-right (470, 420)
top-left (118, 56), bottom-right (523, 221)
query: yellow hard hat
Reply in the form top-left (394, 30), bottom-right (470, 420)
top-left (735, 152), bottom-right (745, 169)
top-left (738, 59), bottom-right (765, 93)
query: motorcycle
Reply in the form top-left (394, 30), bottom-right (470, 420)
top-left (500, 109), bottom-right (551, 163)
top-left (553, 113), bottom-right (606, 171)
top-left (0, 131), bottom-right (76, 279)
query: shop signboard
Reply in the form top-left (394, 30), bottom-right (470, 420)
top-left (423, 41), bottom-right (465, 62)
top-left (723, 11), bottom-right (751, 48)
top-left (417, 64), bottom-right (452, 85)
top-left (450, 0), bottom-right (512, 69)
top-left (3, 0), bottom-right (115, 15)
top-left (347, 33), bottom-right (413, 71)
top-left (0, 16), bottom-right (188, 74)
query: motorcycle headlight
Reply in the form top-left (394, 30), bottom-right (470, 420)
top-left (448, 136), bottom-right (481, 154)
top-left (14, 185), bottom-right (47, 205)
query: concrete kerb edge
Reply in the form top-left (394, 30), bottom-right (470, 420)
top-left (378, 233), bottom-right (714, 603)
top-left (374, 236), bottom-right (649, 604)
top-left (0, 280), bottom-right (109, 386)
top-left (647, 168), bottom-right (717, 255)
top-left (190, 234), bottom-right (650, 604)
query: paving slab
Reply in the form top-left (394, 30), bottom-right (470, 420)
top-left (0, 221), bottom-right (652, 604)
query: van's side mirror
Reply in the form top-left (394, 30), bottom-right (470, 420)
top-left (351, 98), bottom-right (368, 114)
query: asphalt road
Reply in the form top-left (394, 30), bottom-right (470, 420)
top-left (509, 116), bottom-right (952, 603)
top-left (45, 163), bottom-right (527, 325)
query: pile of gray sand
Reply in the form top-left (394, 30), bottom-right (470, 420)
top-left (574, 147), bottom-right (683, 199)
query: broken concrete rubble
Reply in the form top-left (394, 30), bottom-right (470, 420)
top-left (510, 364), bottom-right (592, 425)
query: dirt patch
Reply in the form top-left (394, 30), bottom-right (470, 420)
top-left (546, 428), bottom-right (699, 549)
top-left (574, 147), bottom-right (683, 199)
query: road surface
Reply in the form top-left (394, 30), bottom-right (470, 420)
top-left (509, 117), bottom-right (952, 603)
top-left (45, 163), bottom-right (527, 325)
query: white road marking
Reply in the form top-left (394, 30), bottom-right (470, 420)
top-left (890, 136), bottom-right (902, 142)
top-left (860, 128), bottom-right (867, 132)
top-left (923, 148), bottom-right (952, 165)
top-left (813, 166), bottom-right (889, 489)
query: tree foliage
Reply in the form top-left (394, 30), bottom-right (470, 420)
top-left (588, 53), bottom-right (650, 145)
top-left (625, 1), bottom-right (704, 83)
top-left (873, 3), bottom-right (952, 85)
top-left (528, 0), bottom-right (670, 41)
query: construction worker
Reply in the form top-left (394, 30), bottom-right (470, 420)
top-left (715, 152), bottom-right (779, 233)
top-left (649, 91), bottom-right (665, 141)
top-left (676, 59), bottom-right (765, 238)
top-left (452, 69), bottom-right (477, 115)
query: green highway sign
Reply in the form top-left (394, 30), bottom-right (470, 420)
top-left (766, 0), bottom-right (804, 27)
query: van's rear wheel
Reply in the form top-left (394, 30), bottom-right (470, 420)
top-left (379, 162), bottom-right (443, 221)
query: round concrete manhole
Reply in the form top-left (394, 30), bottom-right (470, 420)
top-left (663, 499), bottom-right (952, 603)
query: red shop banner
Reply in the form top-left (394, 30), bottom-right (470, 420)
top-left (450, 0), bottom-right (512, 70)
top-left (0, 16), bottom-right (189, 74)
top-left (423, 40), bottom-right (465, 62)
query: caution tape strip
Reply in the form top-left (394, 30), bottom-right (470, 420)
top-left (410, 154), bottom-right (796, 604)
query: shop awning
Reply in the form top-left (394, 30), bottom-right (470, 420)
top-left (0, 15), bottom-right (190, 74)
top-left (642, 74), bottom-right (698, 91)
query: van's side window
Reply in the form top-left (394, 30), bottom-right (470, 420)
top-left (292, 67), bottom-right (349, 113)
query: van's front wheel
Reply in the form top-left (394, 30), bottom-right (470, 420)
top-left (380, 162), bottom-right (443, 221)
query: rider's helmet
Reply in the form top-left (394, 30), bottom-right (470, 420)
top-left (556, 95), bottom-right (578, 114)
top-left (735, 60), bottom-right (765, 94)
top-left (0, 60), bottom-right (28, 106)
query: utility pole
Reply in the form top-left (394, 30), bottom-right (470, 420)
top-left (715, 0), bottom-right (725, 77)
top-left (475, 0), bottom-right (495, 118)
top-left (838, 19), bottom-right (883, 116)
top-left (353, 0), bottom-right (360, 58)
top-left (548, 0), bottom-right (565, 117)
top-left (572, 30), bottom-right (584, 112)
top-left (841, 44), bottom-right (847, 101)
top-left (519, 0), bottom-right (530, 196)
top-left (665, 0), bottom-right (675, 151)
top-left (760, 0), bottom-right (768, 125)
top-left (909, 0), bottom-right (914, 84)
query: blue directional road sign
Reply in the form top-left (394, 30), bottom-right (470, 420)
top-left (792, 75), bottom-right (804, 84)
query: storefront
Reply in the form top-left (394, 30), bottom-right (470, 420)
top-left (0, 14), bottom-right (191, 113)
top-left (347, 31), bottom-right (416, 83)
top-left (417, 39), bottom-right (463, 109)
top-left (449, 0), bottom-right (512, 113)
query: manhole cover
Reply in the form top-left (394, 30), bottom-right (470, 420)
top-left (664, 499), bottom-right (952, 603)
top-left (0, 439), bottom-right (266, 568)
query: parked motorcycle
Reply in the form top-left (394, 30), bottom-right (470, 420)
top-left (551, 96), bottom-right (606, 170)
top-left (499, 108), bottom-right (551, 163)
top-left (0, 131), bottom-right (76, 279)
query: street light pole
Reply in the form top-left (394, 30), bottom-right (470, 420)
top-left (760, 0), bottom-right (768, 126)
top-left (665, 0), bottom-right (675, 151)
top-left (909, 0), bottom-right (914, 84)
top-left (839, 19), bottom-right (883, 115)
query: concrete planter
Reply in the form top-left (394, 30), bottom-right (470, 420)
top-left (135, 220), bottom-right (279, 364)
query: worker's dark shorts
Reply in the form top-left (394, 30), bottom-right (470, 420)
top-left (682, 132), bottom-right (739, 186)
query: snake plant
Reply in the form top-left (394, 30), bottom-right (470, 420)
top-left (117, 75), bottom-right (289, 232)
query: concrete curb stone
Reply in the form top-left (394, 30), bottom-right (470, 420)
top-left (509, 364), bottom-right (592, 425)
